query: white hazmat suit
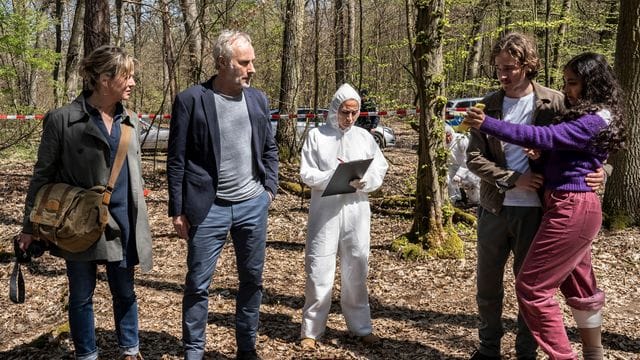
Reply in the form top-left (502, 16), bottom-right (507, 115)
top-left (445, 125), bottom-right (480, 205)
top-left (300, 84), bottom-right (389, 340)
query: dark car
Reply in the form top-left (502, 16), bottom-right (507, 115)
top-left (270, 107), bottom-right (396, 148)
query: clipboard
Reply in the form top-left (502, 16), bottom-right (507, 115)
top-left (321, 158), bottom-right (373, 197)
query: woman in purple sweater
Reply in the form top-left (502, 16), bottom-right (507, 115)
top-left (464, 52), bottom-right (625, 360)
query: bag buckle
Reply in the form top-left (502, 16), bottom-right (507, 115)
top-left (102, 186), bottom-right (114, 205)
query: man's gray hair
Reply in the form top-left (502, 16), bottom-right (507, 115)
top-left (213, 30), bottom-right (252, 70)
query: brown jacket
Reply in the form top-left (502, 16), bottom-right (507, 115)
top-left (22, 93), bottom-right (153, 272)
top-left (466, 81), bottom-right (565, 214)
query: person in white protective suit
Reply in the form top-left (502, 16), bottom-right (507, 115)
top-left (299, 84), bottom-right (389, 350)
top-left (445, 125), bottom-right (480, 205)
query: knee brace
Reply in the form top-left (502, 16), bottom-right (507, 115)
top-left (571, 307), bottom-right (603, 328)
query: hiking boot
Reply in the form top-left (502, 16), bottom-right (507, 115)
top-left (300, 337), bottom-right (316, 350)
top-left (470, 349), bottom-right (501, 360)
top-left (359, 333), bottom-right (381, 345)
top-left (236, 349), bottom-right (260, 360)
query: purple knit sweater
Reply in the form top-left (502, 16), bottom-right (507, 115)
top-left (480, 114), bottom-right (609, 192)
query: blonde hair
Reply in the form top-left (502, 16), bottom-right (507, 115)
top-left (213, 30), bottom-right (252, 70)
top-left (79, 45), bottom-right (135, 90)
top-left (491, 32), bottom-right (541, 80)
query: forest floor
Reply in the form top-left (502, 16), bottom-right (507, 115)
top-left (0, 118), bottom-right (638, 359)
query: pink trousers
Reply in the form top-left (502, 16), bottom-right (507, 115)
top-left (515, 190), bottom-right (605, 360)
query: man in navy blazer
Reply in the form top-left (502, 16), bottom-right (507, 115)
top-left (167, 30), bottom-right (278, 360)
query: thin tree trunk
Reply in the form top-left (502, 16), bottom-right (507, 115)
top-left (313, 0), bottom-right (320, 114)
top-left (161, 0), bottom-right (178, 102)
top-left (358, 0), bottom-right (363, 91)
top-left (346, 0), bottom-right (355, 84)
top-left (500, 0), bottom-right (512, 36)
top-left (28, 1), bottom-right (52, 108)
top-left (551, 0), bottom-right (571, 86)
top-left (53, 0), bottom-right (63, 107)
top-left (335, 0), bottom-right (346, 87)
top-left (132, 0), bottom-right (142, 110)
top-left (544, 0), bottom-right (551, 86)
top-left (114, 0), bottom-right (125, 46)
top-left (465, 0), bottom-right (490, 80)
top-left (604, 0), bottom-right (640, 225)
top-left (65, 0), bottom-right (84, 102)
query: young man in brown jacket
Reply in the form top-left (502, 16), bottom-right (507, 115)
top-left (466, 32), bottom-right (603, 360)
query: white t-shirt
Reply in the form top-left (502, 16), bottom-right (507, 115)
top-left (502, 92), bottom-right (542, 207)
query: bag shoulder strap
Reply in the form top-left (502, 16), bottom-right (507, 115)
top-left (9, 260), bottom-right (25, 303)
top-left (102, 124), bottom-right (132, 205)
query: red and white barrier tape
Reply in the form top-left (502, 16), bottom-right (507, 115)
top-left (1, 108), bottom-right (463, 121)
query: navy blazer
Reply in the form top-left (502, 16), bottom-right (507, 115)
top-left (167, 77), bottom-right (279, 226)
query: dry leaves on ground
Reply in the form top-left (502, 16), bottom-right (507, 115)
top-left (0, 119), bottom-right (638, 359)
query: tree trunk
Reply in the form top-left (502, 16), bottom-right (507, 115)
top-left (334, 0), bottom-right (346, 87)
top-left (28, 1), bottom-right (52, 109)
top-left (346, 0), bottom-right (355, 84)
top-left (52, 0), bottom-right (63, 107)
top-left (132, 0), bottom-right (142, 110)
top-left (180, 0), bottom-right (203, 83)
top-left (410, 0), bottom-right (463, 258)
top-left (604, 0), bottom-right (640, 225)
top-left (600, 0), bottom-right (619, 43)
top-left (65, 0), bottom-right (84, 102)
top-left (358, 0), bottom-right (363, 91)
top-left (551, 0), bottom-right (571, 87)
top-left (161, 0), bottom-right (178, 103)
top-left (313, 0), bottom-right (320, 113)
top-left (465, 0), bottom-right (490, 80)
top-left (543, 0), bottom-right (551, 86)
top-left (114, 0), bottom-right (125, 46)
top-left (84, 0), bottom-right (109, 57)
top-left (499, 0), bottom-right (512, 37)
top-left (276, 0), bottom-right (305, 162)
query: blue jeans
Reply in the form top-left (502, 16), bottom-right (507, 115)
top-left (66, 260), bottom-right (139, 360)
top-left (183, 191), bottom-right (270, 359)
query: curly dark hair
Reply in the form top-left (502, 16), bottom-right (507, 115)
top-left (561, 52), bottom-right (625, 153)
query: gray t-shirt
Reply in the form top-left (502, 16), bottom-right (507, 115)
top-left (214, 91), bottom-right (263, 201)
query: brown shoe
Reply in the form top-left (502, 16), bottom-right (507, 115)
top-left (121, 354), bottom-right (143, 360)
top-left (360, 333), bottom-right (381, 345)
top-left (300, 337), bottom-right (316, 350)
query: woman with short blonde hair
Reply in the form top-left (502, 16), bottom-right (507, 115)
top-left (18, 44), bottom-right (152, 360)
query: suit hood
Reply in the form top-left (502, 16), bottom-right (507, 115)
top-left (327, 83), bottom-right (361, 131)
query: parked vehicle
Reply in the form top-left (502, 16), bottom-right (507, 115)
top-left (373, 124), bottom-right (396, 148)
top-left (445, 97), bottom-right (484, 126)
top-left (137, 107), bottom-right (395, 152)
top-left (139, 118), bottom-right (170, 152)
top-left (270, 107), bottom-right (396, 148)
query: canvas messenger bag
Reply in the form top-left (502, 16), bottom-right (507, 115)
top-left (29, 124), bottom-right (132, 253)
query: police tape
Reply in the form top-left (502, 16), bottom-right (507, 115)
top-left (1, 110), bottom-right (418, 120)
top-left (1, 108), bottom-right (478, 120)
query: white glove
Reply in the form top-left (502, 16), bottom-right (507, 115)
top-left (349, 178), bottom-right (366, 190)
